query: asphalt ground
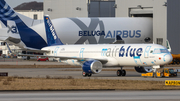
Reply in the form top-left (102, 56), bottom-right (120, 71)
top-left (0, 59), bottom-right (180, 81)
top-left (0, 90), bottom-right (180, 101)
top-left (0, 68), bottom-right (180, 81)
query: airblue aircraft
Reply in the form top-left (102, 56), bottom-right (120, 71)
top-left (19, 15), bottom-right (172, 77)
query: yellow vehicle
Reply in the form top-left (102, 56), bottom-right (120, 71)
top-left (141, 68), bottom-right (177, 78)
top-left (169, 54), bottom-right (180, 64)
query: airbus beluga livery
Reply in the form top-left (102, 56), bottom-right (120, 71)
top-left (0, 0), bottom-right (152, 50)
top-left (19, 15), bottom-right (172, 77)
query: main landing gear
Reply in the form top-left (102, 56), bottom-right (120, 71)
top-left (82, 72), bottom-right (92, 77)
top-left (117, 67), bottom-right (126, 76)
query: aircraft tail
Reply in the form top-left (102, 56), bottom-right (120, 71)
top-left (44, 15), bottom-right (64, 46)
top-left (0, 0), bottom-right (47, 49)
top-left (111, 35), bottom-right (125, 44)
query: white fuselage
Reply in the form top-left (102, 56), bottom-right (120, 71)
top-left (42, 44), bottom-right (172, 67)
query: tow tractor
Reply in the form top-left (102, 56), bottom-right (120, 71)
top-left (141, 68), bottom-right (177, 78)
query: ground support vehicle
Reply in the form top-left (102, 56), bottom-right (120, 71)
top-left (141, 68), bottom-right (177, 78)
top-left (169, 54), bottom-right (180, 64)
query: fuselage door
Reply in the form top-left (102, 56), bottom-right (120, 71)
top-left (144, 46), bottom-right (151, 58)
top-left (79, 48), bottom-right (85, 58)
top-left (54, 47), bottom-right (60, 56)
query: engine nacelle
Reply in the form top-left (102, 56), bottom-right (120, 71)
top-left (134, 66), bottom-right (153, 73)
top-left (82, 60), bottom-right (102, 74)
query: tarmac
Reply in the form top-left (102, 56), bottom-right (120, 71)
top-left (0, 90), bottom-right (180, 101)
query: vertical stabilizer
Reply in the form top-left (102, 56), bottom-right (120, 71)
top-left (167, 40), bottom-right (171, 52)
top-left (44, 15), bottom-right (64, 46)
top-left (7, 20), bottom-right (20, 39)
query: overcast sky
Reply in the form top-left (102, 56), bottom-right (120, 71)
top-left (5, 0), bottom-right (44, 8)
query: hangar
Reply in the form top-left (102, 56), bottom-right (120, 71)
top-left (44, 0), bottom-right (180, 54)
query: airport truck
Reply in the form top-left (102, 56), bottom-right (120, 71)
top-left (169, 54), bottom-right (180, 65)
top-left (141, 68), bottom-right (177, 78)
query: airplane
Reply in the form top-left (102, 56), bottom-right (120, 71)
top-left (19, 15), bottom-right (172, 77)
top-left (0, 0), bottom-right (153, 50)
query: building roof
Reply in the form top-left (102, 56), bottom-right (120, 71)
top-left (14, 1), bottom-right (43, 10)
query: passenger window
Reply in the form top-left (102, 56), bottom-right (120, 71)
top-left (165, 70), bottom-right (168, 73)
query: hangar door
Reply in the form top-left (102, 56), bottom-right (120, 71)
top-left (88, 1), bottom-right (115, 17)
top-left (129, 8), bottom-right (153, 17)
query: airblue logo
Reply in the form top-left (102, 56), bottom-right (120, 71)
top-left (47, 18), bottom-right (57, 40)
top-left (119, 46), bottom-right (142, 57)
top-left (103, 46), bottom-right (143, 57)
top-left (79, 30), bottom-right (141, 38)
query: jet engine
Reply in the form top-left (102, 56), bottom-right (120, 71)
top-left (134, 66), bottom-right (153, 73)
top-left (82, 60), bottom-right (102, 74)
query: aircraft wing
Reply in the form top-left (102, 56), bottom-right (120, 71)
top-left (18, 54), bottom-right (108, 63)
top-left (19, 46), bottom-right (50, 53)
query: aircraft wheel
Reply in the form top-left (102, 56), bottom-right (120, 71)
top-left (122, 70), bottom-right (126, 76)
top-left (82, 72), bottom-right (87, 77)
top-left (117, 70), bottom-right (122, 76)
top-left (88, 73), bottom-right (92, 77)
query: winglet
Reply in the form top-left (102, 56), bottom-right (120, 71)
top-left (44, 15), bottom-right (64, 46)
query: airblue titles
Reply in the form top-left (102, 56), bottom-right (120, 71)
top-left (102, 46), bottom-right (143, 57)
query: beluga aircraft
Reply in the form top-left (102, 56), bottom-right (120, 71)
top-left (0, 0), bottom-right (153, 50)
top-left (19, 15), bottom-right (172, 77)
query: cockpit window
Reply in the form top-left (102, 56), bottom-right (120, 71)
top-left (160, 49), bottom-right (169, 53)
top-left (153, 49), bottom-right (169, 54)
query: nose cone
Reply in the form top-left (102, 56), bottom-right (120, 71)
top-left (164, 54), bottom-right (173, 64)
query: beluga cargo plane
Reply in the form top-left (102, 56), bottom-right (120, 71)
top-left (19, 15), bottom-right (172, 77)
top-left (0, 0), bottom-right (153, 50)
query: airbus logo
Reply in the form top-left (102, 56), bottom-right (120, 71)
top-left (105, 30), bottom-right (141, 38)
top-left (7, 25), bottom-right (18, 34)
top-left (70, 18), bottom-right (142, 44)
